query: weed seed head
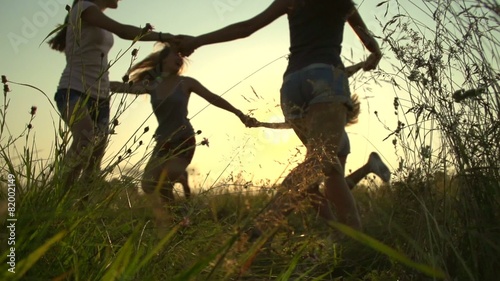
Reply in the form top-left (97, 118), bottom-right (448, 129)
top-left (201, 138), bottom-right (209, 147)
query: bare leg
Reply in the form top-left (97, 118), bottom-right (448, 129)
top-left (292, 119), bottom-right (336, 221)
top-left (305, 181), bottom-right (337, 221)
top-left (60, 102), bottom-right (96, 188)
top-left (142, 157), bottom-right (179, 204)
top-left (148, 193), bottom-right (173, 237)
top-left (142, 156), bottom-right (175, 233)
top-left (262, 112), bottom-right (331, 221)
top-left (345, 152), bottom-right (391, 189)
top-left (80, 135), bottom-right (107, 184)
top-left (142, 154), bottom-right (190, 229)
top-left (306, 102), bottom-right (361, 230)
top-left (262, 102), bottom-right (361, 231)
top-left (178, 171), bottom-right (191, 199)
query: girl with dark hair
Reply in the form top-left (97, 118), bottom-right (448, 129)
top-left (178, 0), bottom-right (382, 231)
top-left (110, 43), bottom-right (257, 206)
top-left (258, 62), bottom-right (391, 190)
top-left (50, 0), bottom-right (175, 187)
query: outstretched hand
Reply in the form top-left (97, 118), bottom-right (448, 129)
top-left (175, 35), bottom-right (198, 57)
top-left (239, 114), bottom-right (259, 128)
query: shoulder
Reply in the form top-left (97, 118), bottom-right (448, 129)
top-left (181, 76), bottom-right (196, 83)
top-left (73, 1), bottom-right (99, 13)
top-left (70, 1), bottom-right (99, 21)
top-left (179, 76), bottom-right (198, 89)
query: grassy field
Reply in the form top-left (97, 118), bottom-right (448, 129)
top-left (1, 1), bottom-right (499, 280)
top-left (0, 162), bottom-right (498, 280)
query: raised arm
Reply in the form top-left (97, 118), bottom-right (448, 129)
top-left (347, 9), bottom-right (382, 70)
top-left (81, 6), bottom-right (174, 42)
top-left (178, 0), bottom-right (289, 56)
top-left (110, 81), bottom-right (148, 95)
top-left (186, 77), bottom-right (257, 127)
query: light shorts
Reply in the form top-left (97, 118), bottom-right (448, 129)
top-left (280, 63), bottom-right (352, 156)
top-left (54, 88), bottom-right (110, 135)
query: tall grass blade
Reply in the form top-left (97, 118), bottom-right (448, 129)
top-left (13, 230), bottom-right (67, 280)
top-left (329, 222), bottom-right (446, 279)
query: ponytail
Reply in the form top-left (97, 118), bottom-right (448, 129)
top-left (47, 0), bottom-right (80, 52)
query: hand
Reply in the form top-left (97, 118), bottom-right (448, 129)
top-left (238, 114), bottom-right (259, 128)
top-left (175, 35), bottom-right (198, 57)
top-left (363, 50), bottom-right (382, 71)
top-left (167, 34), bottom-right (192, 47)
top-left (344, 61), bottom-right (364, 77)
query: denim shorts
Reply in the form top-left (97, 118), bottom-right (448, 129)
top-left (280, 63), bottom-right (352, 156)
top-left (54, 88), bottom-right (110, 135)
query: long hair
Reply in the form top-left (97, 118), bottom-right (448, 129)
top-left (47, 0), bottom-right (83, 52)
top-left (127, 43), bottom-right (176, 84)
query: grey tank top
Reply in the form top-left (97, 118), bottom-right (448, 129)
top-left (150, 81), bottom-right (194, 142)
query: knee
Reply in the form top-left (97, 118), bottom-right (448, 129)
top-left (73, 129), bottom-right (96, 150)
top-left (142, 167), bottom-right (176, 194)
top-left (320, 154), bottom-right (344, 176)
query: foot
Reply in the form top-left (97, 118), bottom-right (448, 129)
top-left (368, 152), bottom-right (391, 182)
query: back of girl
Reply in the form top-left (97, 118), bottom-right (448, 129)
top-left (177, 0), bottom-right (382, 233)
top-left (285, 0), bottom-right (355, 76)
top-left (110, 43), bottom-right (257, 224)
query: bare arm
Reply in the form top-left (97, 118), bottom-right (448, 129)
top-left (81, 6), bottom-right (174, 42)
top-left (187, 78), bottom-right (244, 117)
top-left (347, 9), bottom-right (380, 54)
top-left (347, 9), bottom-right (382, 70)
top-left (257, 121), bottom-right (291, 129)
top-left (110, 81), bottom-right (148, 94)
top-left (186, 77), bottom-right (258, 127)
top-left (179, 0), bottom-right (289, 56)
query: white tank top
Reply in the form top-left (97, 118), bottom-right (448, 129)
top-left (57, 1), bottom-right (114, 98)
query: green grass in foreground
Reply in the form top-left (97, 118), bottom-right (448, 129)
top-left (1, 170), bottom-right (498, 281)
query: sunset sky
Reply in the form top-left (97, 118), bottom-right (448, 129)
top-left (0, 0), bottom-right (408, 188)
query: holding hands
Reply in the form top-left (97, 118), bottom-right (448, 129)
top-left (173, 35), bottom-right (198, 57)
top-left (236, 111), bottom-right (259, 128)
